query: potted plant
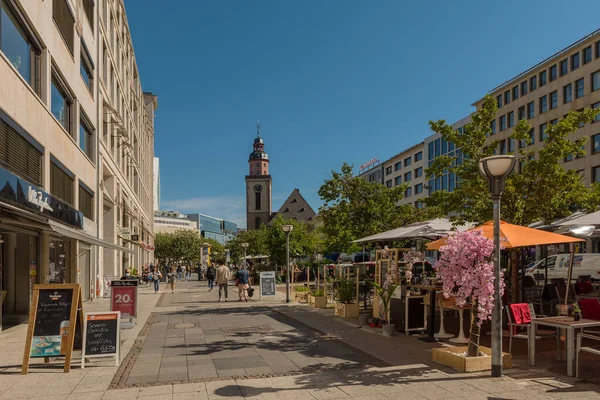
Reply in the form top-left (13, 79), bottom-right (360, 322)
top-left (431, 230), bottom-right (512, 372)
top-left (372, 281), bottom-right (399, 336)
top-left (335, 278), bottom-right (359, 318)
top-left (309, 289), bottom-right (326, 308)
top-left (294, 286), bottom-right (310, 302)
top-left (573, 304), bottom-right (582, 321)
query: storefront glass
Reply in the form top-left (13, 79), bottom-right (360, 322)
top-left (48, 238), bottom-right (67, 284)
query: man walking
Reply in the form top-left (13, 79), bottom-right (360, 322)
top-left (216, 263), bottom-right (230, 301)
top-left (206, 264), bottom-right (216, 292)
top-left (235, 266), bottom-right (250, 302)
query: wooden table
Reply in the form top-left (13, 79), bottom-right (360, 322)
top-left (529, 316), bottom-right (600, 377)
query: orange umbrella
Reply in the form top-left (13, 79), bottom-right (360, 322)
top-left (426, 220), bottom-right (584, 250)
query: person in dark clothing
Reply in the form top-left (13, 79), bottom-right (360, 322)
top-left (206, 265), bottom-right (216, 292)
top-left (235, 267), bottom-right (250, 302)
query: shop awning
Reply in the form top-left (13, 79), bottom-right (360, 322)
top-left (48, 220), bottom-right (134, 254)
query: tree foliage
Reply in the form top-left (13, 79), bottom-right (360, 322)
top-left (154, 230), bottom-right (223, 266)
top-left (318, 162), bottom-right (436, 254)
top-left (262, 215), bottom-right (322, 267)
top-left (425, 94), bottom-right (600, 225)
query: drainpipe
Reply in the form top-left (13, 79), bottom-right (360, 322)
top-left (94, 0), bottom-right (101, 301)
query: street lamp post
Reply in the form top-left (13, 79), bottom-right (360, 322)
top-left (282, 224), bottom-right (294, 304)
top-left (478, 155), bottom-right (516, 378)
top-left (241, 243), bottom-right (249, 268)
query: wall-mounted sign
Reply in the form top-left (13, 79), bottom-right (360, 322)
top-left (359, 157), bottom-right (380, 172)
top-left (130, 234), bottom-right (139, 241)
top-left (117, 227), bottom-right (131, 240)
top-left (0, 167), bottom-right (83, 229)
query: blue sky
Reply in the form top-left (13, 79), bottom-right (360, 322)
top-left (125, 0), bottom-right (600, 228)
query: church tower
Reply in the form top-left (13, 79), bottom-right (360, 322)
top-left (246, 122), bottom-right (272, 230)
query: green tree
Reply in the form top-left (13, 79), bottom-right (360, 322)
top-left (227, 228), bottom-right (267, 264)
top-left (318, 162), bottom-right (433, 253)
top-left (425, 94), bottom-right (600, 226)
top-left (154, 232), bottom-right (174, 267)
top-left (263, 215), bottom-right (315, 267)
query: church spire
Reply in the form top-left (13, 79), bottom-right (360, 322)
top-left (256, 120), bottom-right (261, 138)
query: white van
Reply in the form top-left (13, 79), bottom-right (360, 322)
top-left (524, 253), bottom-right (600, 286)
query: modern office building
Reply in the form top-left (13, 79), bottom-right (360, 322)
top-left (381, 143), bottom-right (426, 207)
top-left (187, 213), bottom-right (237, 245)
top-left (357, 157), bottom-right (383, 184)
top-left (0, 0), bottom-right (154, 328)
top-left (153, 157), bottom-right (160, 211)
top-left (474, 30), bottom-right (600, 185)
top-left (154, 211), bottom-right (197, 234)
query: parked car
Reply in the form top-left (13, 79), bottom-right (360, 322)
top-left (524, 253), bottom-right (600, 286)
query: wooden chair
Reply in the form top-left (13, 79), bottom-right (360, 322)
top-left (506, 303), bottom-right (559, 355)
top-left (576, 333), bottom-right (600, 378)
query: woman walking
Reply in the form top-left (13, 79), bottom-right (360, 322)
top-left (167, 266), bottom-right (177, 293)
top-left (153, 269), bottom-right (162, 293)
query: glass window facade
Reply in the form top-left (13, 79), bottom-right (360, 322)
top-left (572, 53), bottom-right (580, 70)
top-left (593, 134), bottom-right (600, 154)
top-left (500, 115), bottom-right (506, 131)
top-left (550, 65), bottom-right (557, 81)
top-left (584, 46), bottom-right (592, 64)
top-left (539, 95), bottom-right (547, 114)
top-left (51, 75), bottom-right (71, 133)
top-left (539, 70), bottom-right (547, 86)
top-left (564, 83), bottom-right (573, 103)
top-left (512, 85), bottom-right (519, 100)
top-left (530, 76), bottom-right (537, 91)
top-left (550, 91), bottom-right (558, 109)
top-left (394, 176), bottom-right (401, 185)
top-left (527, 102), bottom-right (535, 119)
top-left (576, 78), bottom-right (585, 98)
top-left (560, 59), bottom-right (568, 76)
top-left (593, 71), bottom-right (600, 92)
top-left (540, 123), bottom-right (547, 141)
top-left (521, 81), bottom-right (528, 95)
top-left (508, 111), bottom-right (514, 127)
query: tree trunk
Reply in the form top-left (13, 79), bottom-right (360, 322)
top-left (467, 300), bottom-right (480, 357)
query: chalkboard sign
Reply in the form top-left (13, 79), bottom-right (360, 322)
top-left (23, 284), bottom-right (83, 374)
top-left (82, 312), bottom-right (120, 368)
top-left (260, 271), bottom-right (276, 297)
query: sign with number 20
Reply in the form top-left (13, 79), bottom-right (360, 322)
top-left (110, 280), bottom-right (138, 318)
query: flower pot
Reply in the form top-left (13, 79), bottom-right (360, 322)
top-left (335, 302), bottom-right (359, 318)
top-left (382, 323), bottom-right (395, 337)
top-left (309, 294), bottom-right (327, 308)
top-left (432, 346), bottom-right (512, 372)
top-left (358, 313), bottom-right (369, 326)
top-left (294, 291), bottom-right (309, 303)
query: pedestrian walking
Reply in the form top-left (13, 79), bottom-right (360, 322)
top-left (168, 266), bottom-right (177, 293)
top-left (216, 263), bottom-right (231, 301)
top-left (185, 265), bottom-right (191, 281)
top-left (235, 266), bottom-right (250, 302)
top-left (153, 269), bottom-right (162, 293)
top-left (206, 264), bottom-right (216, 292)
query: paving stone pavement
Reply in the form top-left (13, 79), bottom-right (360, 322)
top-left (0, 277), bottom-right (598, 399)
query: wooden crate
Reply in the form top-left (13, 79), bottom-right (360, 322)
top-left (309, 294), bottom-right (327, 308)
top-left (432, 346), bottom-right (512, 372)
top-left (335, 302), bottom-right (359, 318)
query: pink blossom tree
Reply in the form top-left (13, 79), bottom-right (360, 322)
top-left (435, 229), bottom-right (504, 357)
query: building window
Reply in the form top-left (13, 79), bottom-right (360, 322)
top-left (51, 72), bottom-right (72, 135)
top-left (540, 123), bottom-right (547, 141)
top-left (563, 83), bottom-right (573, 103)
top-left (597, 41), bottom-right (600, 58)
top-left (571, 53), bottom-right (580, 71)
top-left (79, 111), bottom-right (94, 161)
top-left (0, 110), bottom-right (43, 187)
top-left (52, 0), bottom-right (75, 55)
top-left (415, 201), bottom-right (423, 209)
top-left (593, 102), bottom-right (600, 122)
top-left (521, 80), bottom-right (528, 95)
top-left (508, 111), bottom-right (514, 128)
top-left (499, 139), bottom-right (506, 155)
top-left (415, 183), bottom-right (423, 194)
top-left (394, 162), bottom-right (401, 171)
top-left (82, 0), bottom-right (93, 31)
top-left (508, 138), bottom-right (514, 153)
top-left (512, 85), bottom-right (519, 100)
top-left (50, 158), bottom-right (74, 205)
top-left (584, 46), bottom-right (592, 64)
top-left (560, 59), bottom-right (568, 76)
top-left (490, 120), bottom-right (496, 134)
top-left (593, 134), bottom-right (600, 154)
top-left (0, 0), bottom-right (41, 94)
top-left (395, 176), bottom-right (401, 186)
top-left (539, 96), bottom-right (547, 114)
top-left (404, 157), bottom-right (411, 167)
top-left (518, 106), bottom-right (525, 120)
top-left (385, 166), bottom-right (392, 175)
top-left (527, 102), bottom-right (535, 119)
top-left (529, 128), bottom-right (535, 145)
top-left (80, 40), bottom-right (94, 93)
top-left (594, 166), bottom-right (600, 184)
top-left (550, 65), bottom-right (557, 81)
top-left (415, 167), bottom-right (423, 178)
top-left (576, 78), bottom-right (585, 98)
top-left (79, 183), bottom-right (94, 220)
top-left (404, 187), bottom-right (412, 197)
top-left (530, 76), bottom-right (537, 91)
top-left (386, 180), bottom-right (392, 188)
top-left (504, 90), bottom-right (510, 105)
top-left (500, 115), bottom-right (506, 131)
top-left (593, 71), bottom-right (600, 92)
top-left (255, 217), bottom-right (261, 230)
top-left (255, 192), bottom-right (261, 210)
top-left (404, 171), bottom-right (412, 182)
top-left (550, 90), bottom-right (558, 109)
top-left (539, 70), bottom-right (547, 87)
top-left (550, 118), bottom-right (558, 125)
top-left (414, 151), bottom-right (423, 161)
top-left (496, 94), bottom-right (502, 108)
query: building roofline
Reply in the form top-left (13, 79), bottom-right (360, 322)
top-left (472, 28), bottom-right (600, 105)
top-left (380, 141), bottom-right (424, 166)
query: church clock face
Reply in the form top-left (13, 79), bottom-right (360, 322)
top-left (253, 184), bottom-right (263, 193)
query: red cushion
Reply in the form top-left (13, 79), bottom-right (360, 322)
top-left (579, 299), bottom-right (600, 320)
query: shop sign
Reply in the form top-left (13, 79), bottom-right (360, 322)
top-left (118, 227), bottom-right (131, 240)
top-left (0, 167), bottom-right (83, 229)
top-left (359, 157), bottom-right (380, 172)
top-left (82, 311), bottom-right (120, 368)
top-left (131, 234), bottom-right (139, 241)
top-left (110, 280), bottom-right (137, 318)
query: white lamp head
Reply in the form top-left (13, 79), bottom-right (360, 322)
top-left (478, 155), bottom-right (516, 179)
top-left (282, 224), bottom-right (294, 233)
top-left (241, 242), bottom-right (249, 248)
